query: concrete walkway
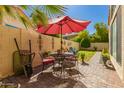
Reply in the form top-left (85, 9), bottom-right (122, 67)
top-left (78, 52), bottom-right (124, 88)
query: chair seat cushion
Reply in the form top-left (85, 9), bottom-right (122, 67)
top-left (43, 58), bottom-right (54, 65)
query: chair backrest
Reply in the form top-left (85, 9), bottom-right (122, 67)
top-left (39, 52), bottom-right (49, 61)
top-left (73, 48), bottom-right (78, 55)
top-left (69, 47), bottom-right (78, 55)
top-left (39, 53), bottom-right (44, 61)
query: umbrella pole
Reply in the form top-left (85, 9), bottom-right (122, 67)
top-left (60, 25), bottom-right (62, 53)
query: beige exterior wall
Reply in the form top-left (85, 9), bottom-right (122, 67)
top-left (109, 5), bottom-right (124, 81)
top-left (1, 7), bottom-right (31, 30)
top-left (0, 26), bottom-right (21, 78)
top-left (82, 43), bottom-right (109, 51)
top-left (110, 56), bottom-right (123, 79)
top-left (2, 15), bottom-right (25, 29)
top-left (121, 6), bottom-right (124, 80)
top-left (0, 25), bottom-right (79, 79)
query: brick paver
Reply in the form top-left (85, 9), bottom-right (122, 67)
top-left (1, 52), bottom-right (124, 88)
top-left (78, 52), bottom-right (124, 88)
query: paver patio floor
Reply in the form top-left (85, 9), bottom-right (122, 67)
top-left (78, 52), bottom-right (124, 88)
top-left (1, 52), bottom-right (124, 88)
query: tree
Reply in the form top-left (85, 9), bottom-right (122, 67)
top-left (93, 22), bottom-right (109, 42)
top-left (80, 37), bottom-right (91, 48)
top-left (72, 30), bottom-right (90, 43)
top-left (0, 5), bottom-right (66, 29)
top-left (90, 33), bottom-right (101, 42)
top-left (72, 36), bottom-right (82, 42)
top-left (72, 30), bottom-right (91, 48)
top-left (78, 30), bottom-right (89, 39)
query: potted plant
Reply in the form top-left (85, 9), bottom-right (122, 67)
top-left (102, 53), bottom-right (110, 62)
top-left (101, 48), bottom-right (114, 70)
top-left (77, 51), bottom-right (85, 64)
top-left (80, 52), bottom-right (85, 64)
top-left (102, 48), bottom-right (109, 62)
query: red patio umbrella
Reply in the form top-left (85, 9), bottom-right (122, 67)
top-left (37, 16), bottom-right (91, 52)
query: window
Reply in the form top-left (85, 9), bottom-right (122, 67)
top-left (116, 7), bottom-right (122, 65)
top-left (111, 5), bottom-right (116, 19)
top-left (111, 18), bottom-right (117, 59)
top-left (110, 22), bottom-right (113, 55)
top-left (110, 7), bottom-right (122, 65)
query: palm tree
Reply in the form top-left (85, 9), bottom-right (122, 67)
top-left (0, 5), bottom-right (67, 29)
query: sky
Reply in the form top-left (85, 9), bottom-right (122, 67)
top-left (25, 5), bottom-right (109, 35)
top-left (65, 5), bottom-right (109, 34)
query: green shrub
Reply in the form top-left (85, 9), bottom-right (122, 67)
top-left (80, 52), bottom-right (85, 59)
top-left (102, 48), bottom-right (108, 54)
top-left (80, 38), bottom-right (91, 48)
top-left (102, 53), bottom-right (110, 59)
top-left (93, 46), bottom-right (97, 51)
top-left (76, 52), bottom-right (80, 58)
top-left (102, 48), bottom-right (110, 62)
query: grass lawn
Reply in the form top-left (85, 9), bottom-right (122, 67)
top-left (77, 50), bottom-right (96, 62)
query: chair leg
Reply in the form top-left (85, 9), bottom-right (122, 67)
top-left (61, 62), bottom-right (64, 74)
top-left (42, 63), bottom-right (44, 71)
top-left (76, 61), bottom-right (79, 70)
top-left (53, 61), bottom-right (55, 67)
top-left (52, 62), bottom-right (55, 71)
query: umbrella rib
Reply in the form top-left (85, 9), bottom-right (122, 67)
top-left (66, 22), bottom-right (75, 32)
top-left (71, 19), bottom-right (90, 28)
top-left (43, 24), bottom-right (54, 34)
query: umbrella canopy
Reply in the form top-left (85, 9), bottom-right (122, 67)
top-left (37, 16), bottom-right (91, 52)
top-left (37, 16), bottom-right (91, 35)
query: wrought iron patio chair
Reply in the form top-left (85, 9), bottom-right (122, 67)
top-left (39, 52), bottom-right (55, 71)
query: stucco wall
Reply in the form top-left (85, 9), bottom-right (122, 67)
top-left (2, 7), bottom-right (31, 29)
top-left (82, 43), bottom-right (109, 51)
top-left (0, 25), bottom-right (79, 79)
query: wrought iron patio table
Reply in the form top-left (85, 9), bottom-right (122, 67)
top-left (50, 52), bottom-right (75, 77)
